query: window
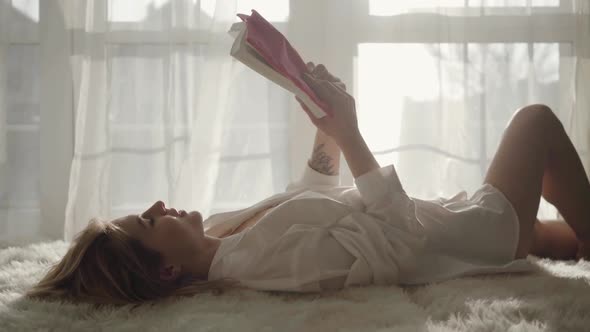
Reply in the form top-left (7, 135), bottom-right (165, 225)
top-left (345, 0), bottom-right (577, 217)
top-left (2, 0), bottom-right (583, 242)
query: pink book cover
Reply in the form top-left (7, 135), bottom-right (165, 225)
top-left (237, 10), bottom-right (333, 118)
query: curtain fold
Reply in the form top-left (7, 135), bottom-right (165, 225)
top-left (0, 0), bottom-right (8, 238)
top-left (64, 0), bottom-right (239, 240)
top-left (568, 1), bottom-right (590, 172)
top-left (1, 0), bottom-right (44, 246)
top-left (0, 0), bottom-right (8, 165)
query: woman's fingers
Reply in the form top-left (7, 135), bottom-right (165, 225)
top-left (312, 64), bottom-right (326, 77)
top-left (314, 64), bottom-right (338, 81)
top-left (306, 62), bottom-right (345, 92)
top-left (312, 64), bottom-right (341, 83)
top-left (311, 64), bottom-right (346, 91)
top-left (307, 81), bottom-right (335, 102)
top-left (305, 75), bottom-right (348, 105)
top-left (329, 81), bottom-right (350, 97)
top-left (303, 73), bottom-right (336, 97)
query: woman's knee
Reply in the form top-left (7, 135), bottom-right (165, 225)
top-left (511, 104), bottom-right (564, 134)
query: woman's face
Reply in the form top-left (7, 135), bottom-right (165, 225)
top-left (114, 201), bottom-right (205, 272)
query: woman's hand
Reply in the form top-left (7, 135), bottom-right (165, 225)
top-left (296, 62), bottom-right (346, 109)
top-left (296, 63), bottom-right (359, 145)
top-left (305, 62), bottom-right (347, 91)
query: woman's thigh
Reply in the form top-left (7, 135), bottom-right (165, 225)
top-left (483, 104), bottom-right (556, 259)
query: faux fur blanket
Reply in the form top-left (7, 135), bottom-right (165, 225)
top-left (1, 241), bottom-right (590, 331)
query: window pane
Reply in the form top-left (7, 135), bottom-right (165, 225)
top-left (109, 149), bottom-right (170, 213)
top-left (469, 0), bottom-right (558, 6)
top-left (108, 44), bottom-right (205, 125)
top-left (109, 44), bottom-right (168, 125)
top-left (11, 0), bottom-right (39, 21)
top-left (6, 46), bottom-right (40, 126)
top-left (2, 45), bottom-right (40, 208)
top-left (204, 0), bottom-right (290, 22)
top-left (1, 44), bottom-right (41, 246)
top-left (235, 0), bottom-right (289, 22)
top-left (8, 0), bottom-right (38, 42)
top-left (108, 0), bottom-right (289, 30)
top-left (213, 125), bottom-right (288, 204)
top-left (211, 59), bottom-right (291, 210)
top-left (370, 0), bottom-right (560, 16)
top-left (108, 0), bottom-right (210, 30)
top-left (108, 0), bottom-right (167, 24)
top-left (107, 42), bottom-right (290, 212)
top-left (215, 157), bottom-right (274, 202)
top-left (108, 45), bottom-right (205, 210)
top-left (4, 130), bottom-right (40, 205)
top-left (370, 0), bottom-right (466, 16)
top-left (356, 42), bottom-right (563, 197)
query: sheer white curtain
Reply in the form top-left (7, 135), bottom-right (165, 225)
top-left (64, 0), bottom-right (244, 239)
top-left (300, 0), bottom-right (590, 219)
top-left (1, 0), bottom-right (589, 246)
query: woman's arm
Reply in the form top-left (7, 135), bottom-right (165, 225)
top-left (299, 62), bottom-right (378, 178)
top-left (337, 130), bottom-right (380, 179)
top-left (308, 129), bottom-right (341, 176)
top-left (308, 125), bottom-right (380, 180)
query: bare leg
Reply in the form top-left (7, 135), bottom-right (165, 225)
top-left (530, 219), bottom-right (578, 260)
top-left (537, 109), bottom-right (590, 258)
top-left (484, 104), bottom-right (590, 259)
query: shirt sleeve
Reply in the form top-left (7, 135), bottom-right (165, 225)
top-left (353, 163), bottom-right (426, 236)
top-left (354, 163), bottom-right (404, 206)
top-left (284, 162), bottom-right (340, 192)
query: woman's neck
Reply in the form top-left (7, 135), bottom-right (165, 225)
top-left (190, 236), bottom-right (222, 280)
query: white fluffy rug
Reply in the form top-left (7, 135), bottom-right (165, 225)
top-left (2, 241), bottom-right (590, 332)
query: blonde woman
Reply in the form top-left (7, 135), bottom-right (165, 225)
top-left (27, 63), bottom-right (590, 307)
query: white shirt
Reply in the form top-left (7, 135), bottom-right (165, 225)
top-left (205, 163), bottom-right (535, 292)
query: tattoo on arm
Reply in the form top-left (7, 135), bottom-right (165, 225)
top-left (308, 143), bottom-right (338, 175)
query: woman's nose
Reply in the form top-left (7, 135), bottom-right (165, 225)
top-left (142, 201), bottom-right (166, 218)
top-left (153, 201), bottom-right (166, 212)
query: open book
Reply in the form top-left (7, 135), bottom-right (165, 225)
top-left (228, 10), bottom-right (332, 119)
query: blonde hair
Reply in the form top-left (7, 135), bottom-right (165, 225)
top-left (26, 218), bottom-right (237, 308)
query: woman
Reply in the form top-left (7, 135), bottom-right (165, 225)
top-left (27, 63), bottom-right (590, 306)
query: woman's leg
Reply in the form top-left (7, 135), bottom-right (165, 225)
top-left (483, 104), bottom-right (590, 259)
top-left (531, 219), bottom-right (578, 260)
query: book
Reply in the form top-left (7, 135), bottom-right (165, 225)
top-left (228, 9), bottom-right (332, 119)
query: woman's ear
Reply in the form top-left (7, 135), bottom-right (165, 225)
top-left (159, 264), bottom-right (181, 281)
